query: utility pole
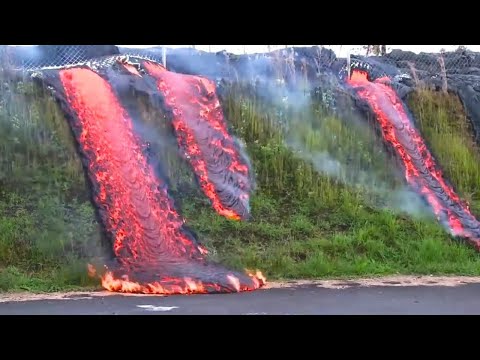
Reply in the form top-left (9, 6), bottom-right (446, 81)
top-left (347, 48), bottom-right (351, 79)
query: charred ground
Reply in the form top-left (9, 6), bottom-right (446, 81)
top-left (1, 47), bottom-right (480, 292)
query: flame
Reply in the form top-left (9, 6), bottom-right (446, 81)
top-left (246, 270), bottom-right (267, 288)
top-left (347, 69), bottom-right (480, 247)
top-left (198, 245), bottom-right (209, 255)
top-left (248, 270), bottom-right (267, 284)
top-left (45, 65), bottom-right (266, 295)
top-left (142, 61), bottom-right (252, 221)
top-left (350, 70), bottom-right (369, 82)
top-left (99, 270), bottom-right (265, 295)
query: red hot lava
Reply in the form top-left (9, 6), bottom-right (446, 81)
top-left (347, 69), bottom-right (480, 249)
top-left (35, 62), bottom-right (265, 295)
top-left (141, 61), bottom-right (253, 221)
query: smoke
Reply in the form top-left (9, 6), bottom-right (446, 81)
top-left (174, 48), bottom-right (436, 218)
top-left (346, 70), bottom-right (480, 245)
top-left (286, 134), bottom-right (431, 217)
top-left (135, 60), bottom-right (256, 220)
top-left (203, 51), bottom-right (432, 218)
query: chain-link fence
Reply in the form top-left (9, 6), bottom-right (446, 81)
top-left (23, 45), bottom-right (93, 69)
top-left (169, 45), bottom-right (478, 78)
top-left (345, 45), bottom-right (478, 78)
top-left (0, 45), bottom-right (165, 71)
top-left (2, 45), bottom-right (479, 79)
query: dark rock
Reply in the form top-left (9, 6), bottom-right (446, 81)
top-left (347, 51), bottom-right (480, 145)
top-left (6, 45), bottom-right (480, 144)
top-left (386, 49), bottom-right (417, 61)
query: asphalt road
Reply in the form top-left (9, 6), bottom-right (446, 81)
top-left (1, 282), bottom-right (480, 315)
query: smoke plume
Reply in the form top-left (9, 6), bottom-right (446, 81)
top-left (223, 54), bottom-right (431, 217)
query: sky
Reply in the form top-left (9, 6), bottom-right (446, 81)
top-left (9, 45), bottom-right (480, 57)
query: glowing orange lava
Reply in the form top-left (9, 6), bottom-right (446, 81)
top-left (60, 68), bottom-right (204, 262)
top-left (142, 61), bottom-right (252, 221)
top-left (53, 65), bottom-right (266, 295)
top-left (347, 69), bottom-right (480, 248)
top-left (99, 269), bottom-right (266, 295)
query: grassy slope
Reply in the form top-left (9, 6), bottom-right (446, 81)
top-left (182, 86), bottom-right (480, 279)
top-left (1, 77), bottom-right (480, 292)
top-left (0, 80), bottom-right (100, 291)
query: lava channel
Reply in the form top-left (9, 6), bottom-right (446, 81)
top-left (347, 69), bottom-right (480, 249)
top-left (141, 61), bottom-right (253, 221)
top-left (35, 64), bottom-right (265, 294)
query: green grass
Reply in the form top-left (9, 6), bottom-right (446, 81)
top-left (408, 89), bottom-right (480, 212)
top-left (1, 75), bottom-right (480, 293)
top-left (0, 78), bottom-right (104, 292)
top-left (179, 85), bottom-right (480, 280)
top-left (182, 194), bottom-right (480, 279)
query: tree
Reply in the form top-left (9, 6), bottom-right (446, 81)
top-left (365, 45), bottom-right (387, 56)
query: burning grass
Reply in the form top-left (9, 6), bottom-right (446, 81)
top-left (1, 73), bottom-right (480, 292)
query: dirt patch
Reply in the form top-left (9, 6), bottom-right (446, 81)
top-left (264, 275), bottom-right (480, 290)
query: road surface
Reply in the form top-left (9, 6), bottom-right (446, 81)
top-left (1, 277), bottom-right (480, 314)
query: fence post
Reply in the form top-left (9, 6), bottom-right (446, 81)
top-left (347, 48), bottom-right (351, 79)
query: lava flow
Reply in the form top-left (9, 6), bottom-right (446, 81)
top-left (141, 61), bottom-right (253, 221)
top-left (34, 62), bottom-right (265, 295)
top-left (347, 69), bottom-right (480, 249)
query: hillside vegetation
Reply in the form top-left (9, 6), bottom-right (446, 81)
top-left (1, 75), bottom-right (480, 293)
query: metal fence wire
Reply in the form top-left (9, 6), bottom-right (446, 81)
top-left (347, 45), bottom-right (478, 77)
top-left (6, 45), bottom-right (163, 71)
top-left (19, 45), bottom-right (93, 70)
top-left (2, 45), bottom-right (478, 78)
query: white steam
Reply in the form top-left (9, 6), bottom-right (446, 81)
top-left (231, 53), bottom-right (431, 217)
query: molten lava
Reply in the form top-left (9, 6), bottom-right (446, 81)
top-left (141, 61), bottom-right (253, 221)
top-left (347, 69), bottom-right (480, 249)
top-left (35, 61), bottom-right (265, 295)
